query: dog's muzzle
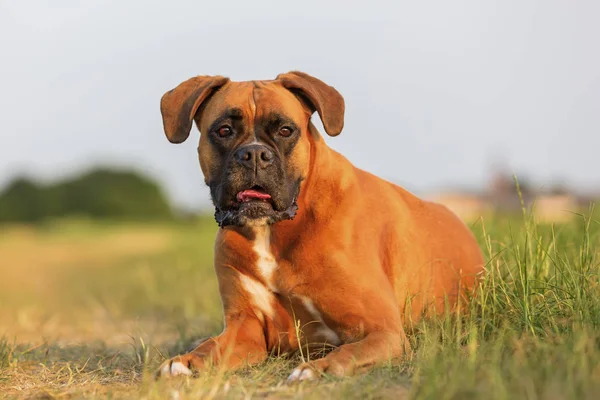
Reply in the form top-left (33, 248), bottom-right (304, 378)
top-left (211, 144), bottom-right (301, 228)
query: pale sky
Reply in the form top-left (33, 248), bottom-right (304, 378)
top-left (1, 0), bottom-right (599, 209)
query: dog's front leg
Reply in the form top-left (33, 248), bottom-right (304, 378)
top-left (156, 313), bottom-right (268, 378)
top-left (287, 330), bottom-right (409, 381)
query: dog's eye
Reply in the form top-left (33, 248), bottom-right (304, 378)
top-left (278, 127), bottom-right (293, 137)
top-left (216, 126), bottom-right (233, 137)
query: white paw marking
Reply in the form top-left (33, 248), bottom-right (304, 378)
top-left (287, 367), bottom-right (316, 382)
top-left (287, 368), bottom-right (302, 382)
top-left (300, 297), bottom-right (342, 346)
top-left (169, 361), bottom-right (192, 376)
top-left (299, 368), bottom-right (316, 381)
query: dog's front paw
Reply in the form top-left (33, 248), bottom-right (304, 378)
top-left (155, 352), bottom-right (205, 379)
top-left (287, 358), bottom-right (347, 382)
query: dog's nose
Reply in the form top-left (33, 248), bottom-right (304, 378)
top-left (234, 144), bottom-right (274, 169)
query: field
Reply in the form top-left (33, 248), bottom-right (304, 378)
top-left (1, 207), bottom-right (600, 399)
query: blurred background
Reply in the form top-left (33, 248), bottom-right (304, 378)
top-left (1, 0), bottom-right (599, 224)
top-left (0, 1), bottom-right (599, 396)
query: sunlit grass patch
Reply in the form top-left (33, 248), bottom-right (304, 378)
top-left (0, 206), bottom-right (598, 398)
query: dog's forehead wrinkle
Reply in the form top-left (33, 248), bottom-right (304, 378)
top-left (249, 87), bottom-right (257, 120)
top-left (250, 85), bottom-right (259, 141)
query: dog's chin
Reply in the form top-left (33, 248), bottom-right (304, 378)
top-left (214, 200), bottom-right (299, 228)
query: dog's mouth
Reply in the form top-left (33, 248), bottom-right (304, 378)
top-left (214, 183), bottom-right (300, 228)
top-left (236, 186), bottom-right (272, 204)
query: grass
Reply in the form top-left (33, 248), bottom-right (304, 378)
top-left (0, 205), bottom-right (599, 399)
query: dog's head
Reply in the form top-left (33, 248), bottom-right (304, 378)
top-left (160, 71), bottom-right (345, 227)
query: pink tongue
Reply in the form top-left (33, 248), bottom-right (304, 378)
top-left (237, 189), bottom-right (272, 202)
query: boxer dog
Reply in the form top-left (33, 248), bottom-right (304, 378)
top-left (156, 71), bottom-right (484, 381)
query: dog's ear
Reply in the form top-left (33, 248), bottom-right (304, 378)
top-left (160, 75), bottom-right (230, 143)
top-left (276, 71), bottom-right (345, 136)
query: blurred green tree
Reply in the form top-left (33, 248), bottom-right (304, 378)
top-left (0, 178), bottom-right (48, 222)
top-left (0, 168), bottom-right (173, 223)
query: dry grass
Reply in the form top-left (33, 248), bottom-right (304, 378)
top-left (0, 208), bottom-right (599, 399)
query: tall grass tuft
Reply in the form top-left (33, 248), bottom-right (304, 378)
top-left (0, 337), bottom-right (14, 370)
top-left (408, 187), bottom-right (600, 399)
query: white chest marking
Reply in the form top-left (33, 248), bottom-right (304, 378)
top-left (299, 296), bottom-right (342, 346)
top-left (239, 274), bottom-right (275, 321)
top-left (238, 226), bottom-right (278, 322)
top-left (252, 226), bottom-right (278, 291)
